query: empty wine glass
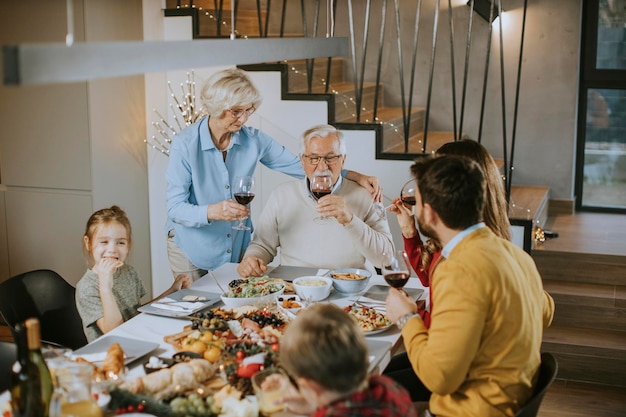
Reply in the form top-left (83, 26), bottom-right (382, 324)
top-left (310, 171), bottom-right (333, 222)
top-left (400, 179), bottom-right (417, 207)
top-left (382, 250), bottom-right (411, 292)
top-left (232, 176), bottom-right (255, 231)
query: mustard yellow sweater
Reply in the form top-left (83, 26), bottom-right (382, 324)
top-left (402, 227), bottom-right (555, 417)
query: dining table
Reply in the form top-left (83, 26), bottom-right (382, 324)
top-left (0, 262), bottom-right (427, 416)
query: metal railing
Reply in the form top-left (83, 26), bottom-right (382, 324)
top-left (166, 0), bottom-right (528, 197)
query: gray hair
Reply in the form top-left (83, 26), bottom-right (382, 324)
top-left (200, 68), bottom-right (263, 117)
top-left (299, 124), bottom-right (347, 155)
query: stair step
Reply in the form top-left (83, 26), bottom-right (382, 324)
top-left (286, 58), bottom-right (346, 92)
top-left (542, 326), bottom-right (626, 387)
top-left (383, 131), bottom-right (455, 154)
top-left (534, 251), bottom-right (626, 287)
top-left (508, 185), bottom-right (549, 227)
top-left (543, 281), bottom-right (626, 333)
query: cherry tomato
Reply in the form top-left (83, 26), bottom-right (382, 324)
top-left (236, 350), bottom-right (246, 360)
top-left (137, 403), bottom-right (145, 412)
top-left (237, 363), bottom-right (262, 378)
top-left (271, 343), bottom-right (280, 352)
top-left (127, 405), bottom-right (135, 412)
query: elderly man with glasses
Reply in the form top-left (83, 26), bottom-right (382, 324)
top-left (237, 124), bottom-right (394, 278)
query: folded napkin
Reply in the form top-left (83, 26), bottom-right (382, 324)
top-left (150, 298), bottom-right (205, 312)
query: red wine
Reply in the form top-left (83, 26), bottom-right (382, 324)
top-left (384, 272), bottom-right (410, 288)
top-left (312, 190), bottom-right (331, 200)
top-left (401, 196), bottom-right (416, 206)
top-left (234, 192), bottom-right (255, 205)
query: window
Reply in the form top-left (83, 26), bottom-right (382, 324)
top-left (576, 0), bottom-right (626, 211)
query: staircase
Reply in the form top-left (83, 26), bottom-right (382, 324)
top-left (534, 234), bottom-right (626, 388)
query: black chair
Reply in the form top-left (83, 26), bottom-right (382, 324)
top-left (514, 352), bottom-right (559, 417)
top-left (0, 269), bottom-right (87, 350)
top-left (0, 341), bottom-right (17, 392)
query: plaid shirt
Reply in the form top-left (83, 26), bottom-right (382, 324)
top-left (312, 374), bottom-right (417, 417)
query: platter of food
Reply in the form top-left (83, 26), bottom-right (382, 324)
top-left (220, 276), bottom-right (286, 308)
top-left (343, 305), bottom-right (393, 335)
top-left (138, 289), bottom-right (221, 318)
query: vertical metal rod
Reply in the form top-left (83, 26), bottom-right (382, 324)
top-left (459, 0), bottom-right (475, 141)
top-left (373, 0), bottom-right (389, 121)
top-left (347, 0), bottom-right (361, 121)
top-left (406, 0), bottom-right (423, 152)
top-left (447, 0), bottom-right (458, 141)
top-left (423, 0), bottom-right (441, 151)
top-left (280, 0), bottom-right (287, 37)
top-left (66, 0), bottom-right (74, 46)
top-left (324, 0), bottom-right (338, 94)
top-left (508, 0), bottom-right (529, 198)
top-left (215, 0), bottom-right (222, 38)
top-left (477, 0), bottom-right (496, 142)
top-left (256, 0), bottom-right (263, 37)
top-left (393, 0), bottom-right (408, 149)
top-left (231, 0), bottom-right (237, 39)
top-left (264, 0), bottom-right (271, 38)
top-left (356, 0), bottom-right (372, 122)
top-left (326, 0), bottom-right (331, 37)
top-left (496, 0), bottom-right (509, 195)
top-left (301, 0), bottom-right (313, 93)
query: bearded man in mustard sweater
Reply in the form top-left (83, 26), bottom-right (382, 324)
top-left (385, 155), bottom-right (555, 417)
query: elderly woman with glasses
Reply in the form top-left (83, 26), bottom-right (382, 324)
top-left (166, 68), bottom-right (381, 280)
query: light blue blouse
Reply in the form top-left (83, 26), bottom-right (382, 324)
top-left (166, 116), bottom-right (304, 270)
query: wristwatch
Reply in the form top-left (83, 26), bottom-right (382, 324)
top-left (396, 312), bottom-right (420, 330)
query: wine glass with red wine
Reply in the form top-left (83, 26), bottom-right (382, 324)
top-left (400, 179), bottom-right (417, 207)
top-left (310, 171), bottom-right (333, 222)
top-left (382, 250), bottom-right (411, 291)
top-left (232, 175), bottom-right (255, 230)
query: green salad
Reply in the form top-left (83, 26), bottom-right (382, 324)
top-left (225, 276), bottom-right (285, 298)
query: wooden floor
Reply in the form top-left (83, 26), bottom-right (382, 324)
top-left (535, 212), bottom-right (626, 417)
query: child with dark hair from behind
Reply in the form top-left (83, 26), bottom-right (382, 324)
top-left (277, 303), bottom-right (417, 417)
top-left (76, 205), bottom-right (191, 342)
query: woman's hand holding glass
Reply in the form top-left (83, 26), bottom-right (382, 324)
top-left (206, 200), bottom-right (250, 222)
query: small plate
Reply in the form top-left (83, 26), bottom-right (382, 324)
top-left (138, 289), bottom-right (221, 318)
top-left (276, 295), bottom-right (304, 316)
top-left (71, 335), bottom-right (159, 366)
top-left (363, 322), bottom-right (394, 336)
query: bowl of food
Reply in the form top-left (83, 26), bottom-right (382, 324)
top-left (276, 295), bottom-right (304, 316)
top-left (220, 276), bottom-right (286, 308)
top-left (292, 276), bottom-right (332, 302)
top-left (329, 268), bottom-right (372, 294)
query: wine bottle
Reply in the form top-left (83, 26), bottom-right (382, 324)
top-left (10, 318), bottom-right (53, 417)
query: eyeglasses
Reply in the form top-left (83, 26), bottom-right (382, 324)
top-left (302, 154), bottom-right (343, 166)
top-left (227, 107), bottom-right (256, 119)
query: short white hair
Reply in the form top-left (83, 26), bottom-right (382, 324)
top-left (299, 124), bottom-right (346, 155)
top-left (200, 68), bottom-right (263, 117)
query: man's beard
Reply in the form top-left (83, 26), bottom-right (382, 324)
top-left (417, 212), bottom-right (438, 242)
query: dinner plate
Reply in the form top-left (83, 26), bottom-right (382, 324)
top-left (363, 322), bottom-right (394, 336)
top-left (361, 285), bottom-right (424, 302)
top-left (138, 289), bottom-right (221, 318)
top-left (71, 335), bottom-right (159, 366)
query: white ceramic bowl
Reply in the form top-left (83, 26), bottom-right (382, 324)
top-left (328, 268), bottom-right (372, 294)
top-left (220, 281), bottom-right (285, 308)
top-left (292, 276), bottom-right (333, 302)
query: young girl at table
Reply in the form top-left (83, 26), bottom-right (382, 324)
top-left (277, 303), bottom-right (417, 417)
top-left (76, 205), bottom-right (191, 342)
